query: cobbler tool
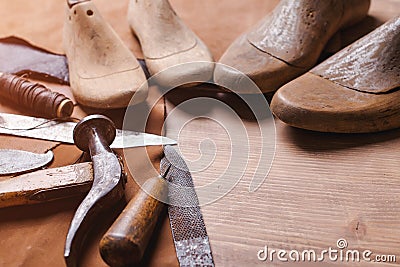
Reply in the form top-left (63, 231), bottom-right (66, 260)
top-left (0, 162), bottom-right (93, 208)
top-left (0, 149), bottom-right (53, 175)
top-left (0, 72), bottom-right (74, 118)
top-left (99, 166), bottom-right (170, 266)
top-left (161, 145), bottom-right (214, 266)
top-left (100, 145), bottom-right (214, 267)
top-left (0, 113), bottom-right (176, 148)
top-left (64, 115), bottom-right (125, 267)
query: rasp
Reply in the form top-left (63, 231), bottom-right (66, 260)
top-left (0, 113), bottom-right (176, 148)
top-left (161, 145), bottom-right (215, 267)
top-left (0, 149), bottom-right (53, 175)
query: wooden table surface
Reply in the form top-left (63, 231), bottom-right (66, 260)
top-left (0, 0), bottom-right (399, 266)
top-left (165, 1), bottom-right (400, 266)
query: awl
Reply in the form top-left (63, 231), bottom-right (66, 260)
top-left (0, 113), bottom-right (176, 148)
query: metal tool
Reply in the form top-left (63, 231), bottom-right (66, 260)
top-left (0, 162), bottom-right (93, 208)
top-left (161, 145), bottom-right (214, 266)
top-left (100, 145), bottom-right (214, 267)
top-left (99, 165), bottom-right (170, 266)
top-left (64, 115), bottom-right (126, 267)
top-left (0, 113), bottom-right (177, 148)
top-left (0, 149), bottom-right (53, 175)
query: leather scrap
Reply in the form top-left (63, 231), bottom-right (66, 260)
top-left (0, 36), bottom-right (70, 84)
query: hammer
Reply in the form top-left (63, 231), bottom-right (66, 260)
top-left (65, 114), bottom-right (169, 267)
top-left (64, 115), bottom-right (126, 267)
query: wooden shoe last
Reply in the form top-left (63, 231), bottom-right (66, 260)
top-left (214, 0), bottom-right (370, 93)
top-left (64, 1), bottom-right (148, 108)
top-left (128, 0), bottom-right (214, 86)
top-left (271, 16), bottom-right (400, 133)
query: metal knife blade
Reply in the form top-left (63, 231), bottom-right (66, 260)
top-left (0, 149), bottom-right (53, 175)
top-left (0, 113), bottom-right (176, 148)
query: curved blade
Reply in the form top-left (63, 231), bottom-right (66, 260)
top-left (0, 149), bottom-right (53, 175)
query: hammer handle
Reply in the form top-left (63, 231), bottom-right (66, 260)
top-left (100, 176), bottom-right (167, 267)
top-left (0, 73), bottom-right (73, 118)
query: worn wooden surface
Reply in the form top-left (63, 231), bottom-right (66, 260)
top-left (0, 0), bottom-right (399, 266)
top-left (165, 1), bottom-right (400, 266)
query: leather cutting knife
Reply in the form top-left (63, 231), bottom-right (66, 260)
top-left (0, 113), bottom-right (176, 148)
top-left (0, 149), bottom-right (53, 175)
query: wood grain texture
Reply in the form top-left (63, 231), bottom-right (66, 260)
top-left (168, 1), bottom-right (399, 265)
top-left (166, 93), bottom-right (400, 266)
top-left (0, 0), bottom-right (398, 266)
top-left (164, 1), bottom-right (400, 263)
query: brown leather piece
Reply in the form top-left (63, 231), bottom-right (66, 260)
top-left (0, 36), bottom-right (69, 84)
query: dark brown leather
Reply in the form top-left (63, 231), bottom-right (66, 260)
top-left (0, 36), bottom-right (69, 84)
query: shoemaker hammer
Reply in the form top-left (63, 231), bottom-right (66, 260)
top-left (0, 113), bottom-right (172, 266)
top-left (0, 113), bottom-right (214, 266)
top-left (65, 115), bottom-right (170, 267)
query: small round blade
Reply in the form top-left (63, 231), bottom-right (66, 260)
top-left (0, 149), bottom-right (53, 175)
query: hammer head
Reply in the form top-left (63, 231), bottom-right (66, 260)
top-left (73, 114), bottom-right (116, 152)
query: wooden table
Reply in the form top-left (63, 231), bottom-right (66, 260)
top-left (165, 1), bottom-right (400, 266)
top-left (0, 0), bottom-right (398, 266)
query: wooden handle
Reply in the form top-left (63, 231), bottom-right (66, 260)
top-left (0, 72), bottom-right (73, 118)
top-left (0, 162), bottom-right (93, 208)
top-left (100, 176), bottom-right (168, 267)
